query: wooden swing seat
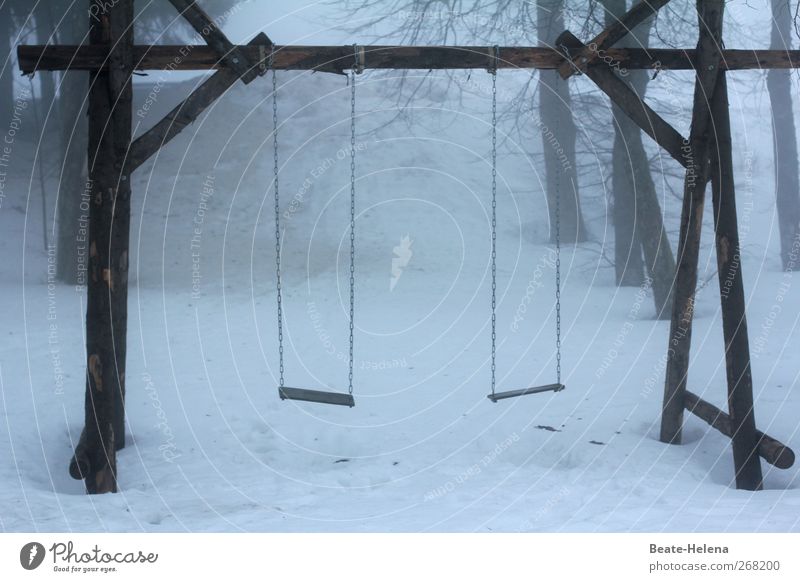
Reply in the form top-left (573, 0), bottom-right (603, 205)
top-left (487, 383), bottom-right (565, 403)
top-left (279, 386), bottom-right (355, 407)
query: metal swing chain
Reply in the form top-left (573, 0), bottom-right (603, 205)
top-left (271, 49), bottom-right (285, 389)
top-left (490, 46), bottom-right (499, 397)
top-left (348, 44), bottom-right (359, 396)
top-left (555, 187), bottom-right (562, 386)
top-left (554, 77), bottom-right (563, 387)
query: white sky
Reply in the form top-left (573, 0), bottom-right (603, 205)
top-left (223, 0), bottom-right (355, 45)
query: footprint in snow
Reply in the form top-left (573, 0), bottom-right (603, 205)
top-left (536, 425), bottom-right (560, 432)
top-left (147, 513), bottom-right (167, 525)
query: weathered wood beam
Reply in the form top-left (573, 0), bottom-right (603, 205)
top-left (17, 44), bottom-right (800, 74)
top-left (556, 31), bottom-right (687, 167)
top-left (128, 33), bottom-right (269, 171)
top-left (708, 71), bottom-right (764, 490)
top-left (80, 0), bottom-right (135, 495)
top-left (685, 391), bottom-right (794, 470)
top-left (660, 0), bottom-right (725, 447)
top-left (558, 0), bottom-right (671, 79)
top-left (167, 0), bottom-right (258, 83)
top-left (68, 428), bottom-right (90, 480)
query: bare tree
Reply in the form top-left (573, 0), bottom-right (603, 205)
top-left (599, 0), bottom-right (675, 316)
top-left (53, 1), bottom-right (89, 283)
top-left (538, 0), bottom-right (587, 243)
top-left (602, 0), bottom-right (645, 285)
top-left (340, 0), bottom-right (589, 243)
top-left (769, 0), bottom-right (800, 270)
top-left (1, 1), bottom-right (32, 122)
top-left (1, 6), bottom-right (15, 123)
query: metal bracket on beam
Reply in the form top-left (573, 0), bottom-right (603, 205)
top-left (258, 44), bottom-right (268, 75)
top-left (127, 33), bottom-right (271, 171)
top-left (168, 0), bottom-right (268, 84)
top-left (352, 44), bottom-right (365, 74)
top-left (486, 45), bottom-right (500, 74)
top-left (555, 34), bottom-right (584, 77)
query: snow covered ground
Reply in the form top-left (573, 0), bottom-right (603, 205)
top-left (1, 1), bottom-right (799, 532)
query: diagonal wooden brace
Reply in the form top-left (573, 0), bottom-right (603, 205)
top-left (558, 0), bottom-right (671, 79)
top-left (168, 0), bottom-right (264, 83)
top-left (128, 33), bottom-right (270, 171)
top-left (556, 31), bottom-right (688, 167)
top-left (684, 391), bottom-right (794, 470)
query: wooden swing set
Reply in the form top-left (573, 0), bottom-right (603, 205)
top-left (17, 0), bottom-right (797, 494)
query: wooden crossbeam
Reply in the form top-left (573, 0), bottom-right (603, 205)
top-left (685, 391), bottom-right (795, 470)
top-left (128, 33), bottom-right (269, 171)
top-left (17, 44), bottom-right (800, 75)
top-left (167, 0), bottom-right (259, 83)
top-left (558, 0), bottom-right (671, 79)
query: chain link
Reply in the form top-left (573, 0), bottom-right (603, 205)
top-left (554, 76), bottom-right (562, 386)
top-left (490, 46), bottom-right (498, 397)
top-left (348, 45), bottom-right (358, 396)
top-left (271, 50), bottom-right (284, 389)
top-left (555, 207), bottom-right (562, 385)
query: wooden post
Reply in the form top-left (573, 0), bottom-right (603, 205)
top-left (79, 0), bottom-right (133, 494)
top-left (659, 0), bottom-right (724, 445)
top-left (708, 72), bottom-right (764, 490)
top-left (128, 34), bottom-right (270, 171)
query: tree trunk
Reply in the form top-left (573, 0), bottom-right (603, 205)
top-left (605, 0), bottom-right (645, 286)
top-left (605, 0), bottom-right (676, 315)
top-left (629, 131), bottom-right (676, 318)
top-left (56, 2), bottom-right (90, 284)
top-left (538, 0), bottom-right (587, 244)
top-left (612, 136), bottom-right (644, 284)
top-left (34, 6), bottom-right (59, 248)
top-left (38, 71), bottom-right (57, 125)
top-left (0, 5), bottom-right (14, 123)
top-left (768, 0), bottom-right (800, 271)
